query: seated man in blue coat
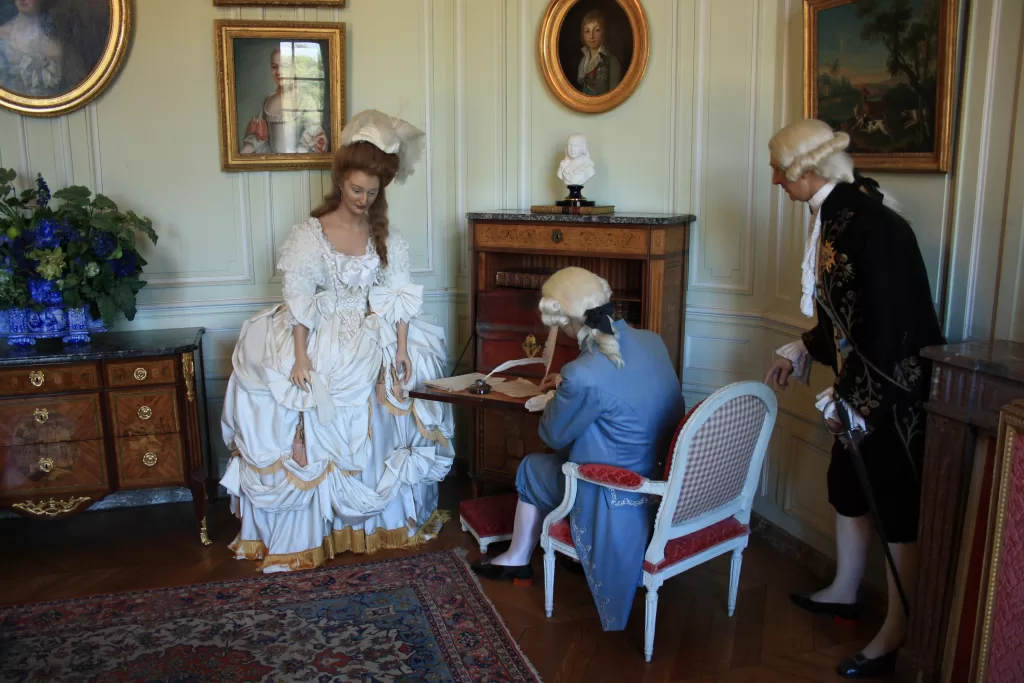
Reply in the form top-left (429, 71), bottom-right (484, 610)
top-left (472, 266), bottom-right (685, 631)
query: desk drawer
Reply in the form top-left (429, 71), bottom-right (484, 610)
top-left (0, 394), bottom-right (104, 446)
top-left (115, 433), bottom-right (183, 487)
top-left (109, 388), bottom-right (180, 437)
top-left (0, 363), bottom-right (100, 397)
top-left (475, 223), bottom-right (648, 256)
top-left (106, 358), bottom-right (176, 388)
top-left (1, 439), bottom-right (107, 496)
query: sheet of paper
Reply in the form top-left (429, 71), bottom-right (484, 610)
top-left (492, 377), bottom-right (544, 398)
top-left (423, 373), bottom-right (506, 392)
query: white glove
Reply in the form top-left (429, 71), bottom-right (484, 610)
top-left (525, 390), bottom-right (556, 413)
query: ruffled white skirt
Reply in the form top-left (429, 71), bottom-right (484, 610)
top-left (218, 302), bottom-right (454, 572)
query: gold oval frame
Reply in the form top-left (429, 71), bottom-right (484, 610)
top-left (0, 0), bottom-right (131, 118)
top-left (538, 0), bottom-right (649, 115)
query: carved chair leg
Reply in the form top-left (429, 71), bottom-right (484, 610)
top-left (544, 548), bottom-right (556, 618)
top-left (645, 585), bottom-right (660, 662)
top-left (728, 548), bottom-right (744, 617)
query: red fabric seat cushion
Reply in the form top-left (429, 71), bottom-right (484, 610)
top-left (642, 517), bottom-right (748, 573)
top-left (664, 400), bottom-right (705, 478)
top-left (459, 493), bottom-right (518, 537)
top-left (577, 463), bottom-right (644, 489)
top-left (549, 518), bottom-right (573, 545)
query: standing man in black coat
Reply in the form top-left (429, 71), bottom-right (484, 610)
top-left (763, 119), bottom-right (946, 678)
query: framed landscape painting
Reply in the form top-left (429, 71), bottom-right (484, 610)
top-left (804, 0), bottom-right (960, 172)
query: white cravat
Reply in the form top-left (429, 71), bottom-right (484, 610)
top-left (799, 181), bottom-right (836, 318)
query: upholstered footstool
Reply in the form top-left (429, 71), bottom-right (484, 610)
top-left (459, 493), bottom-right (518, 554)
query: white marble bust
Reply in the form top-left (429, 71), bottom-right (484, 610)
top-left (556, 134), bottom-right (596, 187)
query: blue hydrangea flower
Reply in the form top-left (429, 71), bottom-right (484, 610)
top-left (31, 219), bottom-right (61, 249)
top-left (112, 250), bottom-right (137, 277)
top-left (91, 231), bottom-right (116, 259)
top-left (28, 277), bottom-right (63, 305)
top-left (59, 220), bottom-right (83, 243)
top-left (35, 174), bottom-right (50, 208)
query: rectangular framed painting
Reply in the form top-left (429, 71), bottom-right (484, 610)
top-left (804, 0), bottom-right (960, 173)
top-left (215, 20), bottom-right (345, 172)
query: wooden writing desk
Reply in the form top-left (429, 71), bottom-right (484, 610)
top-left (410, 375), bottom-right (542, 494)
top-left (409, 382), bottom-right (534, 411)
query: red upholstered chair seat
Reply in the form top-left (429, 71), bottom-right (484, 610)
top-left (642, 517), bottom-right (749, 573)
top-left (549, 518), bottom-right (573, 546)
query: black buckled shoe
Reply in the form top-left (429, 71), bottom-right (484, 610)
top-left (470, 559), bottom-right (534, 586)
top-left (790, 593), bottom-right (862, 622)
top-left (835, 649), bottom-right (899, 678)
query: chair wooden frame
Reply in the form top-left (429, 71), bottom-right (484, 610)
top-left (540, 380), bottom-right (778, 661)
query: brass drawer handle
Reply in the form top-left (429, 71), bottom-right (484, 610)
top-left (142, 452), bottom-right (158, 467)
top-left (551, 229), bottom-right (563, 244)
top-left (137, 406), bottom-right (153, 420)
top-left (134, 367), bottom-right (148, 381)
top-left (38, 457), bottom-right (54, 473)
top-left (29, 370), bottom-right (44, 387)
top-left (33, 407), bottom-right (49, 424)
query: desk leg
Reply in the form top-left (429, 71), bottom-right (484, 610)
top-left (471, 407), bottom-right (482, 498)
top-left (190, 466), bottom-right (212, 546)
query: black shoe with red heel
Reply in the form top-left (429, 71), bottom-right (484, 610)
top-left (789, 593), bottom-right (862, 623)
top-left (470, 559), bottom-right (534, 586)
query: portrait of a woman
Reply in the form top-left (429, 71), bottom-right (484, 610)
top-left (0, 0), bottom-right (109, 98)
top-left (236, 40), bottom-right (330, 156)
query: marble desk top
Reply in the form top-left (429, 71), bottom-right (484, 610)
top-left (0, 327), bottom-right (206, 367)
top-left (467, 210), bottom-right (696, 224)
top-left (921, 339), bottom-right (1024, 384)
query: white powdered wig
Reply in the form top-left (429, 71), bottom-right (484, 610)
top-left (768, 118), bottom-right (904, 215)
top-left (539, 267), bottom-right (623, 368)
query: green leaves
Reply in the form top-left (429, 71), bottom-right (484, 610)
top-left (0, 167), bottom-right (158, 328)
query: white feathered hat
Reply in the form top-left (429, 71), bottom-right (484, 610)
top-left (340, 109), bottom-right (425, 185)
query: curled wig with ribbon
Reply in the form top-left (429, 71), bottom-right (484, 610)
top-left (539, 267), bottom-right (624, 368)
top-left (768, 118), bottom-right (904, 215)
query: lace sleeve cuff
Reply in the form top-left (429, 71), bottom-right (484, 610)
top-left (776, 340), bottom-right (812, 385)
top-left (368, 282), bottom-right (424, 325)
top-left (285, 295), bottom-right (322, 330)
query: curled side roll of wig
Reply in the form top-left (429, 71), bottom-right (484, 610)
top-left (784, 131), bottom-right (852, 182)
top-left (538, 267), bottom-right (624, 368)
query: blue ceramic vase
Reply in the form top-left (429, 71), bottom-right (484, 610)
top-left (1, 305), bottom-right (106, 346)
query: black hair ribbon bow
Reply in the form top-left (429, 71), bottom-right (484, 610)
top-left (583, 302), bottom-right (616, 334)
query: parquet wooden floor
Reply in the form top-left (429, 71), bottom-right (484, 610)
top-left (0, 475), bottom-right (883, 682)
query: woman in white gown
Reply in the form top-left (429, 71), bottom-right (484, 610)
top-left (219, 110), bottom-right (455, 573)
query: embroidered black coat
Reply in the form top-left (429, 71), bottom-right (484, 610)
top-left (802, 181), bottom-right (945, 471)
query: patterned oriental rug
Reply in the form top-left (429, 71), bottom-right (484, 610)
top-left (0, 550), bottom-right (540, 682)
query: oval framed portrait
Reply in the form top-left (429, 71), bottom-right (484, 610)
top-left (539, 0), bottom-right (649, 115)
top-left (0, 0), bottom-right (131, 118)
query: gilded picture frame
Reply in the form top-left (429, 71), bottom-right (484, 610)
top-left (538, 0), bottom-right (649, 115)
top-left (0, 0), bottom-right (131, 118)
top-left (213, 0), bottom-right (345, 7)
top-left (803, 0), bottom-right (960, 173)
top-left (214, 20), bottom-right (345, 172)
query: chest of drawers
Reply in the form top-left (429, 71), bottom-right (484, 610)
top-left (0, 327), bottom-right (212, 544)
